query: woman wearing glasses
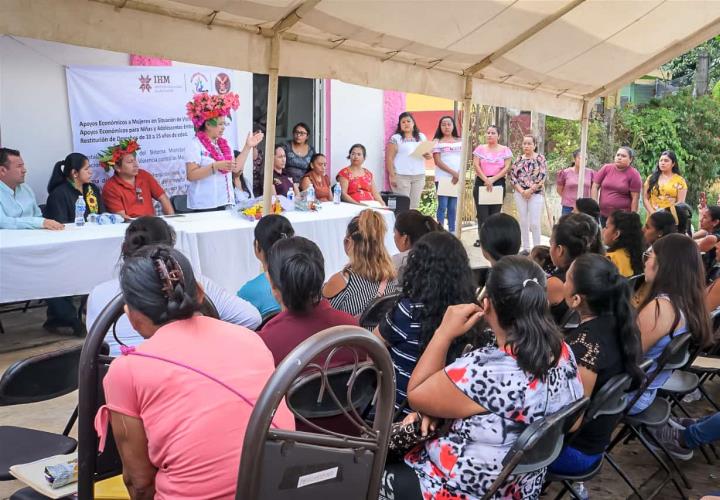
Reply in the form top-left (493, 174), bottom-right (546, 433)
top-left (283, 122), bottom-right (316, 184)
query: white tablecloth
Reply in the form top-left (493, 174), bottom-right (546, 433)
top-left (0, 203), bottom-right (397, 302)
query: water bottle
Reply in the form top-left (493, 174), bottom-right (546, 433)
top-left (333, 183), bottom-right (342, 204)
top-left (287, 187), bottom-right (295, 203)
top-left (74, 196), bottom-right (86, 226)
top-left (307, 184), bottom-right (316, 204)
top-left (573, 482), bottom-right (589, 500)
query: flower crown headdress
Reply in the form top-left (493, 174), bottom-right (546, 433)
top-left (185, 92), bottom-right (240, 129)
top-left (98, 138), bottom-right (140, 171)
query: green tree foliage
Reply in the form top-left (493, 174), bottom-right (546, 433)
top-left (661, 36), bottom-right (720, 89)
top-left (544, 116), bottom-right (610, 173)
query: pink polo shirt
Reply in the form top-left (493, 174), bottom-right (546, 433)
top-left (96, 316), bottom-right (295, 499)
top-left (594, 163), bottom-right (642, 217)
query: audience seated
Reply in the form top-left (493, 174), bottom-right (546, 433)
top-left (323, 209), bottom-right (399, 317)
top-left (643, 210), bottom-right (677, 247)
top-left (630, 234), bottom-right (713, 414)
top-left (391, 209), bottom-right (442, 280)
top-left (45, 152), bottom-right (105, 223)
top-left (549, 254), bottom-right (644, 475)
top-left (259, 236), bottom-right (358, 366)
top-left (236, 214), bottom-right (295, 317)
top-left (88, 217), bottom-right (261, 355)
top-left (548, 213), bottom-right (603, 325)
top-left (695, 206), bottom-right (720, 282)
top-left (603, 210), bottom-right (644, 277)
top-left (574, 197), bottom-right (601, 223)
top-left (706, 238), bottom-right (720, 311)
top-left (670, 202), bottom-right (693, 237)
top-left (0, 147), bottom-right (63, 230)
top-left (100, 139), bottom-right (174, 219)
top-left (373, 231), bottom-right (477, 417)
top-left (479, 212), bottom-right (521, 265)
top-left (95, 245), bottom-right (294, 499)
top-left (395, 257), bottom-right (583, 499)
top-left (530, 244), bottom-right (554, 275)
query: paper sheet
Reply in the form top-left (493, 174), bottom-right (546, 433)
top-left (360, 200), bottom-right (384, 208)
top-left (476, 185), bottom-right (504, 205)
top-left (410, 141), bottom-right (435, 158)
top-left (9, 453), bottom-right (78, 499)
top-left (437, 178), bottom-right (461, 198)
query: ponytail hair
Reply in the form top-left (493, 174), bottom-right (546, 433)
top-left (346, 209), bottom-right (395, 282)
top-left (120, 245), bottom-right (201, 325)
top-left (267, 236), bottom-right (324, 313)
top-left (485, 256), bottom-right (562, 379)
top-left (552, 213), bottom-right (603, 270)
top-left (394, 209), bottom-right (442, 246)
top-left (47, 152), bottom-right (89, 192)
top-left (668, 203), bottom-right (692, 237)
top-left (254, 214), bottom-right (295, 256)
top-left (569, 254), bottom-right (644, 388)
top-left (121, 216), bottom-right (176, 259)
top-left (606, 210), bottom-right (644, 276)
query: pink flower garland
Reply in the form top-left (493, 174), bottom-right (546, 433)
top-left (197, 131), bottom-right (233, 173)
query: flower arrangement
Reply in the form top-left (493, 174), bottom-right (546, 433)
top-left (185, 92), bottom-right (240, 129)
top-left (98, 138), bottom-right (140, 171)
top-left (240, 200), bottom-right (283, 220)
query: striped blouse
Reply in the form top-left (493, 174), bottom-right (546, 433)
top-left (328, 268), bottom-right (399, 318)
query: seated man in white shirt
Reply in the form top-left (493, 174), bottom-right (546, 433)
top-left (0, 147), bottom-right (63, 230)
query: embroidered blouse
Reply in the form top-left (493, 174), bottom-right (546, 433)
top-left (337, 167), bottom-right (376, 202)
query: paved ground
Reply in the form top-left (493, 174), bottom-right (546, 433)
top-left (1, 228), bottom-right (718, 499)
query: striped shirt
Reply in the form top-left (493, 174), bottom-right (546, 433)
top-left (378, 298), bottom-right (423, 414)
top-left (328, 268), bottom-right (399, 318)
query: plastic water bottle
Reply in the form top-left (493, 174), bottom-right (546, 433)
top-left (74, 196), bottom-right (86, 226)
top-left (573, 482), bottom-right (589, 500)
top-left (307, 184), bottom-right (316, 204)
top-left (287, 188), bottom-right (295, 203)
top-left (333, 183), bottom-right (342, 204)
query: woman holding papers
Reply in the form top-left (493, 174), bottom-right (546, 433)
top-left (386, 112), bottom-right (432, 209)
top-left (472, 125), bottom-right (513, 247)
top-left (510, 135), bottom-right (547, 252)
top-left (432, 116), bottom-right (462, 232)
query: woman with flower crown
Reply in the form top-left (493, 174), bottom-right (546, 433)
top-left (184, 92), bottom-right (263, 211)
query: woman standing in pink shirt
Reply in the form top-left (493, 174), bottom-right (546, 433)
top-left (591, 146), bottom-right (642, 226)
top-left (95, 245), bottom-right (294, 499)
top-left (472, 125), bottom-right (513, 247)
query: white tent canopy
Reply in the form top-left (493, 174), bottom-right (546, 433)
top-left (3, 0), bottom-right (720, 120)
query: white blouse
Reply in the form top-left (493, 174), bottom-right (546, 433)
top-left (390, 132), bottom-right (427, 176)
top-left (184, 136), bottom-right (234, 210)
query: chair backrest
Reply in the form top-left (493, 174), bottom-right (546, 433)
top-left (560, 309), bottom-right (581, 331)
top-left (0, 345), bottom-right (82, 406)
top-left (380, 191), bottom-right (410, 215)
top-left (170, 194), bottom-right (191, 214)
top-left (628, 273), bottom-right (645, 292)
top-left (583, 373), bottom-right (633, 422)
top-left (236, 326), bottom-right (396, 500)
top-left (358, 292), bottom-right (400, 330)
top-left (481, 397), bottom-right (589, 500)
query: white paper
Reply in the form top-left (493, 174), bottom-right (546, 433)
top-left (476, 185), bottom-right (504, 205)
top-left (410, 141), bottom-right (435, 158)
top-left (360, 200), bottom-right (384, 208)
top-left (437, 178), bottom-right (461, 198)
top-left (297, 466), bottom-right (339, 488)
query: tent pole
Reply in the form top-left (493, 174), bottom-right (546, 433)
top-left (262, 34), bottom-right (281, 215)
top-left (455, 75), bottom-right (473, 238)
top-left (576, 99), bottom-right (590, 201)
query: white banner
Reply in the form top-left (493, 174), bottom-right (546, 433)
top-left (66, 65), bottom-right (252, 197)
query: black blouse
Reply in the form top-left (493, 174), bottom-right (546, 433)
top-left (45, 181), bottom-right (105, 223)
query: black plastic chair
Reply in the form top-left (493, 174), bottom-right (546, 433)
top-left (481, 397), bottom-right (589, 500)
top-left (358, 293), bottom-right (400, 330)
top-left (380, 192), bottom-right (410, 215)
top-left (0, 346), bottom-right (80, 481)
top-left (236, 325), bottom-right (395, 500)
top-left (170, 194), bottom-right (192, 214)
top-left (604, 333), bottom-right (693, 499)
top-left (545, 373), bottom-right (633, 499)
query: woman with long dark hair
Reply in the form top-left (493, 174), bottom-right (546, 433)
top-left (432, 116), bottom-right (462, 231)
top-left (630, 234), bottom-right (713, 415)
top-left (96, 245), bottom-right (294, 498)
top-left (603, 210), bottom-right (644, 277)
top-left (547, 213), bottom-right (603, 325)
top-left (642, 150), bottom-right (687, 214)
top-left (399, 257), bottom-right (582, 499)
top-left (392, 209), bottom-right (442, 280)
top-left (643, 210), bottom-right (677, 247)
top-left (374, 231), bottom-right (476, 415)
top-left (45, 152), bottom-right (104, 223)
top-left (386, 112), bottom-right (431, 209)
top-left (549, 254), bottom-right (643, 475)
top-left (299, 153), bottom-right (332, 202)
top-left (472, 125), bottom-right (513, 246)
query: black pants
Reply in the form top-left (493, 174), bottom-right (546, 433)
top-left (45, 296), bottom-right (79, 328)
top-left (379, 461), bottom-right (423, 500)
top-left (474, 176), bottom-right (505, 239)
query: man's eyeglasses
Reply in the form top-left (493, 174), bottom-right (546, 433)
top-left (294, 131), bottom-right (308, 136)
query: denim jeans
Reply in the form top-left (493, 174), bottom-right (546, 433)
top-left (436, 189), bottom-right (458, 232)
top-left (561, 205), bottom-right (573, 215)
top-left (684, 411), bottom-right (720, 449)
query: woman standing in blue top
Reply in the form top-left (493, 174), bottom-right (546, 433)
top-left (237, 214), bottom-right (295, 317)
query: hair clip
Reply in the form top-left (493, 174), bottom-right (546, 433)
top-left (522, 278), bottom-right (539, 288)
top-left (153, 254), bottom-right (185, 298)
